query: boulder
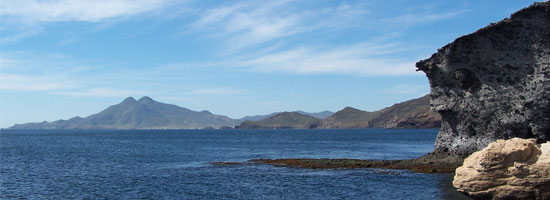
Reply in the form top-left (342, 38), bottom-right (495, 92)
top-left (453, 138), bottom-right (550, 199)
top-left (416, 2), bottom-right (550, 158)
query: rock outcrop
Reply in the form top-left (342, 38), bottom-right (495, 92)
top-left (416, 2), bottom-right (550, 158)
top-left (453, 138), bottom-right (550, 200)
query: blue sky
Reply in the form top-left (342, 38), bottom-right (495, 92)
top-left (0, 0), bottom-right (540, 127)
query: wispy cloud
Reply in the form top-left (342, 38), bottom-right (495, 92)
top-left (0, 0), bottom-right (176, 22)
top-left (189, 0), bottom-right (371, 52)
top-left (0, 0), bottom-right (179, 43)
top-left (179, 1), bottom-right (465, 76)
top-left (387, 10), bottom-right (467, 26)
top-left (228, 42), bottom-right (421, 76)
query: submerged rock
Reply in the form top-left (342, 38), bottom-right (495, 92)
top-left (416, 2), bottom-right (550, 158)
top-left (453, 138), bottom-right (550, 200)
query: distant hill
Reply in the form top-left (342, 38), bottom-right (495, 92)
top-left (318, 95), bottom-right (441, 129)
top-left (314, 107), bottom-right (377, 128)
top-left (239, 95), bottom-right (441, 129)
top-left (239, 112), bottom-right (321, 129)
top-left (239, 110), bottom-right (333, 121)
top-left (295, 110), bottom-right (334, 119)
top-left (367, 95), bottom-right (441, 128)
top-left (9, 97), bottom-right (240, 129)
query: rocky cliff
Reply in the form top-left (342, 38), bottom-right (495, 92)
top-left (416, 2), bottom-right (550, 158)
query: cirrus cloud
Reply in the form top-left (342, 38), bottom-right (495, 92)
top-left (0, 0), bottom-right (177, 22)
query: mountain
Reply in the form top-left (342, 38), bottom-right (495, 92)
top-left (314, 107), bottom-right (377, 128)
top-left (238, 112), bottom-right (321, 129)
top-left (10, 95), bottom-right (439, 130)
top-left (317, 95), bottom-right (441, 129)
top-left (243, 94), bottom-right (440, 129)
top-left (239, 113), bottom-right (279, 121)
top-left (368, 95), bottom-right (441, 128)
top-left (9, 96), bottom-right (240, 129)
top-left (295, 110), bottom-right (334, 119)
top-left (240, 110), bottom-right (334, 121)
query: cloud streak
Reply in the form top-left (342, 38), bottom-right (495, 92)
top-left (387, 10), bottom-right (467, 27)
top-left (189, 0), bottom-right (371, 52)
top-left (0, 0), bottom-right (176, 22)
top-left (179, 1), bottom-right (465, 76)
top-left (0, 0), bottom-right (179, 43)
top-left (222, 41), bottom-right (422, 76)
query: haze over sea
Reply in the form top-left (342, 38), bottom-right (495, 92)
top-left (1, 129), bottom-right (470, 199)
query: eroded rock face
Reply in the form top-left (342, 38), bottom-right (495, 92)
top-left (453, 138), bottom-right (550, 200)
top-left (416, 2), bottom-right (550, 157)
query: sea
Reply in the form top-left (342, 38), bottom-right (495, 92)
top-left (0, 129), bottom-right (471, 199)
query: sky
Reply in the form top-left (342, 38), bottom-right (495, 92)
top-left (0, 0), bottom-right (541, 128)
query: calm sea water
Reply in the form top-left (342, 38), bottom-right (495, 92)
top-left (0, 129), bottom-right (471, 199)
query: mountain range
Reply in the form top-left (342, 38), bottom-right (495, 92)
top-left (9, 95), bottom-right (440, 129)
top-left (240, 110), bottom-right (333, 121)
top-left (237, 95), bottom-right (441, 129)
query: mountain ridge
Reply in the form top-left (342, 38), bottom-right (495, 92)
top-left (239, 110), bottom-right (333, 121)
top-left (238, 94), bottom-right (441, 129)
top-left (9, 95), bottom-right (440, 130)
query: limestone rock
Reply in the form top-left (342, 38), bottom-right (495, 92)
top-left (453, 138), bottom-right (550, 200)
top-left (416, 2), bottom-right (550, 157)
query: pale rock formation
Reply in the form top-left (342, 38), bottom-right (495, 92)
top-left (453, 138), bottom-right (550, 199)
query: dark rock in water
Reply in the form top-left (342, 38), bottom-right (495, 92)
top-left (238, 158), bottom-right (458, 173)
top-left (416, 2), bottom-right (550, 158)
